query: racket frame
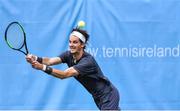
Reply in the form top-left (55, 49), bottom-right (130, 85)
top-left (5, 22), bottom-right (29, 55)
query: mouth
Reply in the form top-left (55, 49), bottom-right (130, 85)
top-left (70, 47), bottom-right (76, 52)
top-left (70, 46), bottom-right (76, 49)
top-left (70, 49), bottom-right (75, 51)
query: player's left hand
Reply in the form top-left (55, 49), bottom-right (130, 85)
top-left (31, 61), bottom-right (43, 70)
top-left (26, 54), bottom-right (37, 64)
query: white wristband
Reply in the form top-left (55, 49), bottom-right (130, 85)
top-left (34, 56), bottom-right (38, 61)
top-left (42, 65), bottom-right (47, 71)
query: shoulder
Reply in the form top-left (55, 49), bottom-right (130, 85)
top-left (63, 51), bottom-right (71, 55)
top-left (58, 51), bottom-right (72, 63)
top-left (59, 51), bottom-right (71, 57)
top-left (83, 51), bottom-right (94, 59)
top-left (73, 52), bottom-right (99, 75)
top-left (79, 52), bottom-right (97, 67)
top-left (82, 52), bottom-right (95, 62)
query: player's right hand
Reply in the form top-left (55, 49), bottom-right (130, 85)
top-left (26, 54), bottom-right (37, 64)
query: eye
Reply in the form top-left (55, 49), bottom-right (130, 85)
top-left (73, 41), bottom-right (78, 44)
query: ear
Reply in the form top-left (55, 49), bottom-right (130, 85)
top-left (80, 43), bottom-right (85, 48)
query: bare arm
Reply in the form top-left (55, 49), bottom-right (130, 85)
top-left (26, 54), bottom-right (62, 66)
top-left (52, 67), bottom-right (79, 79)
top-left (31, 61), bottom-right (79, 79)
top-left (42, 57), bottom-right (61, 66)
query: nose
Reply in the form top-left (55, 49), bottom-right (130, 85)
top-left (69, 42), bottom-right (73, 47)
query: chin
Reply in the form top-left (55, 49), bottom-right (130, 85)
top-left (70, 50), bottom-right (76, 54)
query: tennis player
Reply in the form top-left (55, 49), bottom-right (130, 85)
top-left (26, 28), bottom-right (120, 110)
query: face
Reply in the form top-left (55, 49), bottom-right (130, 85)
top-left (69, 35), bottom-right (84, 54)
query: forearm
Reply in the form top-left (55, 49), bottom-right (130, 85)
top-left (41, 65), bottom-right (67, 79)
top-left (31, 58), bottom-right (70, 79)
top-left (41, 65), bottom-right (78, 79)
top-left (36, 57), bottom-right (61, 66)
top-left (51, 69), bottom-right (67, 79)
top-left (42, 57), bottom-right (52, 65)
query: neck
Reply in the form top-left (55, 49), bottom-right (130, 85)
top-left (73, 50), bottom-right (84, 61)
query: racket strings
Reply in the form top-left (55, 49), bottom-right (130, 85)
top-left (6, 24), bottom-right (25, 49)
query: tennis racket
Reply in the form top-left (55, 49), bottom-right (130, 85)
top-left (5, 22), bottom-right (29, 55)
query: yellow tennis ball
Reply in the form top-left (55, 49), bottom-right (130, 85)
top-left (78, 20), bottom-right (85, 28)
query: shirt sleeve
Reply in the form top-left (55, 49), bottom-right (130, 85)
top-left (58, 51), bottom-right (69, 63)
top-left (73, 57), bottom-right (98, 76)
